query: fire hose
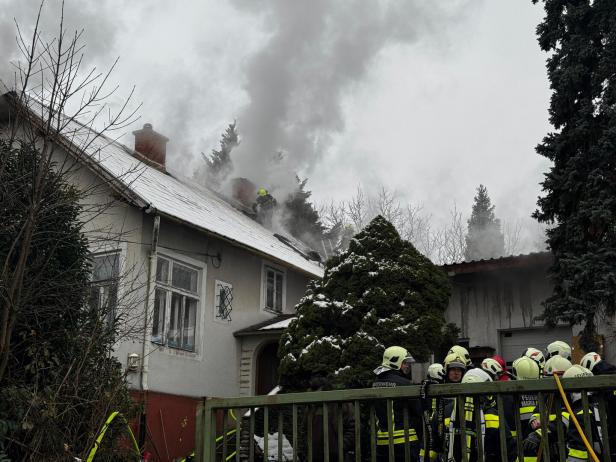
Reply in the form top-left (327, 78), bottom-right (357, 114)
top-left (553, 373), bottom-right (600, 462)
top-left (85, 411), bottom-right (141, 462)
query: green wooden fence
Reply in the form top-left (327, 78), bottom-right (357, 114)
top-left (196, 375), bottom-right (616, 462)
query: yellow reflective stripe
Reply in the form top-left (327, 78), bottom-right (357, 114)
top-left (485, 414), bottom-right (499, 429)
top-left (377, 429), bottom-right (417, 438)
top-left (511, 430), bottom-right (517, 437)
top-left (568, 447), bottom-right (588, 459)
top-left (376, 435), bottom-right (418, 445)
top-left (524, 458), bottom-right (537, 462)
top-left (520, 406), bottom-right (535, 413)
top-left (445, 417), bottom-right (451, 426)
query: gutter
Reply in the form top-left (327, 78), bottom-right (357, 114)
top-left (140, 211), bottom-right (160, 391)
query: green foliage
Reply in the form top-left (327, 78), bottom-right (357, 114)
top-left (203, 121), bottom-right (238, 190)
top-left (464, 184), bottom-right (504, 261)
top-left (0, 139), bottom-right (135, 460)
top-left (532, 0), bottom-right (616, 351)
top-left (283, 177), bottom-right (326, 250)
top-left (278, 216), bottom-right (453, 391)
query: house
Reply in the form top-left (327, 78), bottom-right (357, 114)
top-left (442, 252), bottom-right (614, 365)
top-left (0, 93), bottom-right (324, 460)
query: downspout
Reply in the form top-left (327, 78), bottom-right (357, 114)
top-left (141, 212), bottom-right (160, 392)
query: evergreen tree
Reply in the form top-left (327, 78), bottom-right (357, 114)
top-left (283, 177), bottom-right (326, 251)
top-left (532, 0), bottom-right (616, 351)
top-left (0, 140), bottom-right (134, 460)
top-left (278, 216), bottom-right (455, 391)
top-left (203, 121), bottom-right (238, 190)
top-left (464, 185), bottom-right (505, 261)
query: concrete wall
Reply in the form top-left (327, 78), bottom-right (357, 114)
top-left (445, 265), bottom-right (554, 350)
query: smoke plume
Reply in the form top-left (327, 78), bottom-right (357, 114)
top-left (229, 0), bottom-right (473, 198)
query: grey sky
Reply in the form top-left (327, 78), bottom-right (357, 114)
top-left (1, 0), bottom-right (552, 251)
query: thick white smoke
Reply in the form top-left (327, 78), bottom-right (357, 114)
top-left (228, 0), bottom-right (474, 199)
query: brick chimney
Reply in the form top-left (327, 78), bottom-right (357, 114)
top-left (132, 123), bottom-right (169, 168)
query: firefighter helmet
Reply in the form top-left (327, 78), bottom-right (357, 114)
top-left (580, 352), bottom-right (601, 372)
top-left (562, 365), bottom-right (593, 379)
top-left (257, 188), bottom-right (268, 196)
top-left (546, 340), bottom-right (572, 360)
top-left (444, 353), bottom-right (467, 371)
top-left (382, 346), bottom-right (414, 370)
top-left (462, 368), bottom-right (492, 383)
top-left (544, 355), bottom-right (572, 376)
top-left (427, 363), bottom-right (445, 382)
top-left (523, 347), bottom-right (546, 368)
top-left (512, 356), bottom-right (540, 380)
top-left (448, 345), bottom-right (471, 366)
top-left (481, 358), bottom-right (504, 378)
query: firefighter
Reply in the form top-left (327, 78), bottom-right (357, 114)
top-left (420, 364), bottom-right (445, 462)
top-left (546, 340), bottom-right (572, 361)
top-left (561, 365), bottom-right (603, 461)
top-left (481, 357), bottom-right (516, 437)
top-left (580, 352), bottom-right (616, 459)
top-left (523, 356), bottom-right (573, 461)
top-left (440, 368), bottom-right (515, 462)
top-left (444, 353), bottom-right (467, 384)
top-left (481, 357), bottom-right (507, 381)
top-left (511, 356), bottom-right (541, 441)
top-left (524, 347), bottom-right (546, 373)
top-left (253, 187), bottom-right (277, 227)
top-left (373, 346), bottom-right (422, 462)
top-left (448, 345), bottom-right (473, 368)
top-left (492, 355), bottom-right (511, 381)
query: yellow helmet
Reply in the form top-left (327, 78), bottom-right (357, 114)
top-left (382, 346), bottom-right (414, 370)
top-left (512, 356), bottom-right (540, 380)
top-left (257, 187), bottom-right (268, 196)
top-left (562, 365), bottom-right (593, 379)
top-left (547, 340), bottom-right (572, 360)
top-left (544, 355), bottom-right (572, 376)
top-left (448, 345), bottom-right (471, 366)
top-left (444, 353), bottom-right (467, 371)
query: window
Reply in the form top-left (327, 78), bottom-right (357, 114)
top-left (263, 265), bottom-right (285, 313)
top-left (215, 281), bottom-right (233, 322)
top-left (89, 252), bottom-right (120, 323)
top-left (152, 256), bottom-right (200, 351)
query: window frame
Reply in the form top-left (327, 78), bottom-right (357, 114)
top-left (260, 261), bottom-right (287, 314)
top-left (152, 253), bottom-right (204, 353)
top-left (88, 249), bottom-right (123, 325)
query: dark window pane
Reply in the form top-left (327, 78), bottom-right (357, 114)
top-left (275, 272), bottom-right (283, 312)
top-left (156, 258), bottom-right (169, 283)
top-left (92, 253), bottom-right (119, 281)
top-left (168, 293), bottom-right (182, 347)
top-left (172, 263), bottom-right (198, 293)
top-left (266, 270), bottom-right (275, 309)
top-left (152, 289), bottom-right (166, 343)
top-left (183, 297), bottom-right (197, 351)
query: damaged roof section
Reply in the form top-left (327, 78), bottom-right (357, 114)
top-left (441, 252), bottom-right (552, 276)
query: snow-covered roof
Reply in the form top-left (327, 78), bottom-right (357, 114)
top-left (234, 314), bottom-right (296, 336)
top-left (4, 94), bottom-right (324, 278)
top-left (440, 252), bottom-right (552, 275)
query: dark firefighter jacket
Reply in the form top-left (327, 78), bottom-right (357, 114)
top-left (436, 396), bottom-right (516, 462)
top-left (372, 369), bottom-right (423, 449)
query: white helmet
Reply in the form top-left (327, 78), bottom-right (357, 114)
top-left (462, 368), bottom-right (493, 384)
top-left (448, 345), bottom-right (472, 366)
top-left (547, 340), bottom-right (572, 360)
top-left (382, 346), bottom-right (414, 370)
top-left (562, 365), bottom-right (593, 379)
top-left (427, 363), bottom-right (445, 382)
top-left (481, 358), bottom-right (504, 378)
top-left (523, 347), bottom-right (546, 368)
top-left (544, 355), bottom-right (572, 376)
top-left (580, 352), bottom-right (601, 372)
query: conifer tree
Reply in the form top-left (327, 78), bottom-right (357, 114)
top-left (283, 177), bottom-right (325, 251)
top-left (532, 0), bottom-right (616, 350)
top-left (203, 121), bottom-right (238, 190)
top-left (278, 216), bottom-right (455, 391)
top-left (464, 185), bottom-right (505, 261)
